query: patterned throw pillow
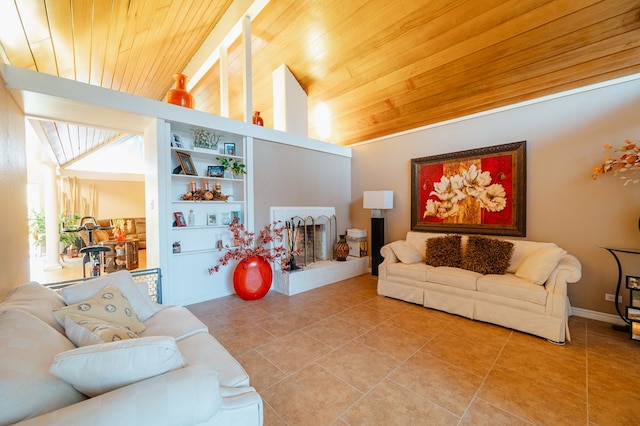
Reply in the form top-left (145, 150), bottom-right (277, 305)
top-left (461, 235), bottom-right (514, 275)
top-left (54, 284), bottom-right (145, 333)
top-left (64, 313), bottom-right (139, 347)
top-left (426, 235), bottom-right (462, 267)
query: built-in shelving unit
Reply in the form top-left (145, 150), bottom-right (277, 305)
top-left (158, 119), bottom-right (250, 305)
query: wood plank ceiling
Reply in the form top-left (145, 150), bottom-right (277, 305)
top-left (1, 0), bottom-right (639, 165)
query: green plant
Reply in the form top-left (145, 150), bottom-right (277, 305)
top-left (216, 157), bottom-right (247, 176)
top-left (28, 209), bottom-right (80, 248)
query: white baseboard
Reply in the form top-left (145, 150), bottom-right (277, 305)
top-left (571, 307), bottom-right (626, 326)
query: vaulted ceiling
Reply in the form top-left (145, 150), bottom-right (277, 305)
top-left (1, 0), bottom-right (639, 167)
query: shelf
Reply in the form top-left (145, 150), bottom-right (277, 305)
top-left (170, 146), bottom-right (243, 160)
top-left (171, 173), bottom-right (244, 182)
top-left (173, 247), bottom-right (238, 256)
top-left (172, 200), bottom-right (243, 205)
top-left (172, 225), bottom-right (231, 230)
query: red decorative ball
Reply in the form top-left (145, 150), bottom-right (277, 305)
top-left (232, 256), bottom-right (273, 300)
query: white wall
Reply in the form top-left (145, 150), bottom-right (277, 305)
top-left (253, 139), bottom-right (352, 233)
top-left (351, 76), bottom-right (640, 316)
top-left (0, 80), bottom-right (29, 299)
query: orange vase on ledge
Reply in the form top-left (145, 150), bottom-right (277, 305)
top-left (252, 111), bottom-right (264, 126)
top-left (167, 73), bottom-right (195, 109)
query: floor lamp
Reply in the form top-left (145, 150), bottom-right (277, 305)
top-left (363, 191), bottom-right (393, 276)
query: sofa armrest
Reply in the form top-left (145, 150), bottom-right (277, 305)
top-left (378, 243), bottom-right (399, 280)
top-left (380, 244), bottom-right (398, 265)
top-left (544, 254), bottom-right (582, 320)
top-left (554, 254), bottom-right (582, 283)
top-left (17, 365), bottom-right (222, 426)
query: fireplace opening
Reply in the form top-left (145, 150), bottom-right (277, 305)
top-left (286, 214), bottom-right (337, 269)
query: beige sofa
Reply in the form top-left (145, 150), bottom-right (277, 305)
top-left (88, 217), bottom-right (147, 249)
top-left (0, 271), bottom-right (262, 425)
top-left (377, 232), bottom-right (582, 343)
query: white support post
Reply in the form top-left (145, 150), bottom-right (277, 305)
top-left (219, 45), bottom-right (229, 117)
top-left (43, 162), bottom-right (61, 270)
top-left (242, 15), bottom-right (252, 122)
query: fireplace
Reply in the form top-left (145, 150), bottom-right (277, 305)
top-left (288, 214), bottom-right (336, 268)
top-left (270, 207), bottom-right (368, 295)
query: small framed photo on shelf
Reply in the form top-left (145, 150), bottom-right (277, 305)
top-left (173, 212), bottom-right (186, 227)
top-left (177, 151), bottom-right (197, 176)
top-left (207, 213), bottom-right (217, 226)
top-left (626, 275), bottom-right (640, 290)
top-left (207, 165), bottom-right (225, 178)
top-left (224, 143), bottom-right (236, 156)
top-left (231, 210), bottom-right (243, 224)
top-left (627, 307), bottom-right (640, 321)
top-left (171, 133), bottom-right (183, 148)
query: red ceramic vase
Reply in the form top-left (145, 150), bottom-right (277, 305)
top-left (232, 256), bottom-right (273, 300)
top-left (166, 73), bottom-right (195, 109)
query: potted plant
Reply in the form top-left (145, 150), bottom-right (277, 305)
top-left (216, 157), bottom-right (246, 178)
top-left (208, 219), bottom-right (297, 300)
top-left (28, 210), bottom-right (80, 254)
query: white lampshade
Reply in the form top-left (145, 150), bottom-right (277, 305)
top-left (363, 191), bottom-right (393, 210)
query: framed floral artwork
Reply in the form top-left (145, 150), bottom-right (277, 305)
top-left (411, 141), bottom-right (526, 236)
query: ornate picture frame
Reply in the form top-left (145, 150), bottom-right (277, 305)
top-left (411, 141), bottom-right (526, 237)
top-left (176, 151), bottom-right (197, 176)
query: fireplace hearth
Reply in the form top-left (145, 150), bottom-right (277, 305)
top-left (270, 207), bottom-right (368, 295)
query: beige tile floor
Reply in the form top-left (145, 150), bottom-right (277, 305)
top-left (186, 274), bottom-right (640, 426)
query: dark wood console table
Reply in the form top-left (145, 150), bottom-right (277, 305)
top-left (601, 247), bottom-right (640, 337)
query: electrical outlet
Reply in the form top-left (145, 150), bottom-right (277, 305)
top-left (605, 293), bottom-right (622, 303)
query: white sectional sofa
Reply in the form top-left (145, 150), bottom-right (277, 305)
top-left (377, 232), bottom-right (582, 343)
top-left (0, 270), bottom-right (262, 426)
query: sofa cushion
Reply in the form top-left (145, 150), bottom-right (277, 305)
top-left (406, 232), bottom-right (447, 258)
top-left (177, 332), bottom-right (250, 387)
top-left (389, 241), bottom-right (423, 264)
top-left (505, 240), bottom-right (558, 273)
top-left (59, 270), bottom-right (162, 322)
top-left (0, 282), bottom-right (66, 334)
top-left (63, 313), bottom-right (139, 346)
top-left (141, 306), bottom-right (208, 341)
top-left (54, 284), bottom-right (146, 333)
top-left (515, 247), bottom-right (567, 285)
top-left (427, 266), bottom-right (482, 291)
top-left (462, 235), bottom-right (514, 275)
top-left (426, 235), bottom-right (462, 267)
top-left (0, 310), bottom-right (86, 425)
top-left (385, 262), bottom-right (432, 282)
top-left (477, 274), bottom-right (548, 305)
top-left (50, 336), bottom-right (185, 397)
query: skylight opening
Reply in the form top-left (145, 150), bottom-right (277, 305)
top-left (65, 135), bottom-right (144, 175)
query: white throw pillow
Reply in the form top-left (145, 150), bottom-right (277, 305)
top-left (390, 241), bottom-right (423, 264)
top-left (64, 313), bottom-right (139, 347)
top-left (59, 270), bottom-right (162, 322)
top-left (50, 336), bottom-right (185, 397)
top-left (515, 247), bottom-right (567, 285)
